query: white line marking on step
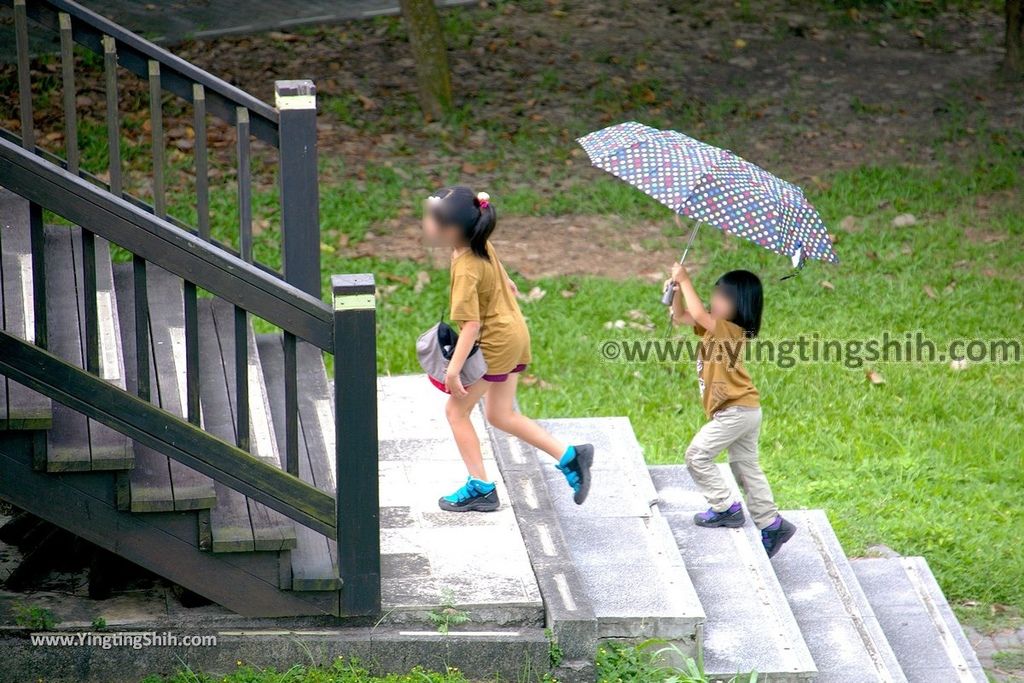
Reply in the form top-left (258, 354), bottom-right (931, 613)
top-left (169, 326), bottom-right (189, 414)
top-left (553, 573), bottom-right (577, 612)
top-left (249, 362), bottom-right (277, 461)
top-left (902, 558), bottom-right (976, 682)
top-left (536, 522), bottom-right (557, 557)
top-left (19, 254), bottom-right (34, 343)
top-left (96, 291), bottom-right (120, 381)
top-left (315, 397), bottom-right (337, 483)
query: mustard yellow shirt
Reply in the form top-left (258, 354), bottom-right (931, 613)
top-left (694, 319), bottom-right (760, 418)
top-left (449, 241), bottom-right (531, 374)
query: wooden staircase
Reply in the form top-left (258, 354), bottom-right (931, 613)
top-left (0, 0), bottom-right (380, 618)
top-left (0, 190), bottom-right (344, 616)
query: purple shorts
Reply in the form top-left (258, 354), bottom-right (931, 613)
top-left (483, 364), bottom-right (527, 383)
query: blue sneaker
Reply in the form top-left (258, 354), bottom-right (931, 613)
top-left (761, 516), bottom-right (797, 558)
top-left (438, 477), bottom-right (500, 512)
top-left (556, 444), bottom-right (594, 505)
top-left (693, 502), bottom-right (745, 528)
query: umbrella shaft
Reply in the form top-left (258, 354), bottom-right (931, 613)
top-left (678, 221), bottom-right (701, 264)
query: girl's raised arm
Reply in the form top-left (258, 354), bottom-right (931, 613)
top-left (671, 263), bottom-right (715, 333)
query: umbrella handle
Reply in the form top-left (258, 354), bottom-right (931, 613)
top-left (661, 220), bottom-right (701, 306)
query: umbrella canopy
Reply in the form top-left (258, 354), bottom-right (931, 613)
top-left (577, 122), bottom-right (838, 265)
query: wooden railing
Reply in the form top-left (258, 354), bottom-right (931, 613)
top-left (0, 0), bottom-right (380, 616)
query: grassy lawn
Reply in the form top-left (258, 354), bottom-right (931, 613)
top-left (2, 0), bottom-right (1022, 639)
top-left (369, 142), bottom-right (1024, 615)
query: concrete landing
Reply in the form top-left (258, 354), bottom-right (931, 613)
top-left (852, 557), bottom-right (987, 683)
top-left (376, 376), bottom-right (543, 627)
top-left (650, 465), bottom-right (816, 682)
top-left (523, 417), bottom-right (705, 644)
top-left (773, 510), bottom-right (907, 683)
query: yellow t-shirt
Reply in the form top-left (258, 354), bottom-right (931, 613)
top-left (449, 241), bottom-right (531, 374)
top-left (694, 319), bottom-right (760, 418)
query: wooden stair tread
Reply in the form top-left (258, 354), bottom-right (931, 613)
top-left (0, 189), bottom-right (51, 429)
top-left (42, 226), bottom-right (131, 471)
top-left (112, 264), bottom-right (216, 512)
top-left (257, 332), bottom-right (340, 591)
top-left (199, 299), bottom-right (295, 553)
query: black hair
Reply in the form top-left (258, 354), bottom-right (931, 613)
top-left (427, 185), bottom-right (496, 259)
top-left (714, 270), bottom-right (763, 338)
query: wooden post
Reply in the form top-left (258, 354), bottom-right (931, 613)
top-left (276, 80), bottom-right (321, 300)
top-left (332, 274), bottom-right (380, 616)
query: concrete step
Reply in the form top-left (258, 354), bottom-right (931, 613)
top-left (772, 510), bottom-right (907, 683)
top-left (375, 376), bottom-right (543, 628)
top-left (650, 465), bottom-right (816, 681)
top-left (494, 415), bottom-right (704, 646)
top-left (852, 557), bottom-right (987, 683)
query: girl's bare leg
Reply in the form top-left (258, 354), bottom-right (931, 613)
top-left (483, 374), bottom-right (567, 460)
top-left (445, 380), bottom-right (493, 480)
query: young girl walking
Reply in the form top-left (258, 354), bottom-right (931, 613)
top-left (423, 186), bottom-right (594, 512)
top-left (668, 263), bottom-right (796, 557)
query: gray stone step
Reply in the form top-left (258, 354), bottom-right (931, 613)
top-left (772, 510), bottom-right (907, 683)
top-left (650, 464), bottom-right (816, 681)
top-left (375, 376), bottom-right (543, 628)
top-left (852, 557), bottom-right (986, 683)
top-left (502, 416), bottom-right (705, 646)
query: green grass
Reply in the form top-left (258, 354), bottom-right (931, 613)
top-left (142, 661), bottom-right (470, 683)
top-left (359, 140), bottom-right (1024, 612)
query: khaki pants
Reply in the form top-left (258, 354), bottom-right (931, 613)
top-left (684, 406), bottom-right (778, 529)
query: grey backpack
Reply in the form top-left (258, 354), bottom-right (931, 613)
top-left (416, 320), bottom-right (488, 393)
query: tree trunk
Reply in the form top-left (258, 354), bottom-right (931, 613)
top-left (399, 0), bottom-right (453, 120)
top-left (1006, 0), bottom-right (1024, 76)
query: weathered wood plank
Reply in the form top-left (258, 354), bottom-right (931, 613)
top-left (69, 228), bottom-right (133, 470)
top-left (198, 299), bottom-right (255, 553)
top-left (0, 189), bottom-right (51, 430)
top-left (0, 329), bottom-right (336, 535)
top-left (258, 333), bottom-right (339, 590)
top-left (146, 266), bottom-right (216, 511)
top-left (112, 263), bottom-right (172, 511)
top-left (42, 227), bottom-right (92, 471)
top-left (210, 300), bottom-right (295, 553)
top-left (0, 432), bottom-right (339, 616)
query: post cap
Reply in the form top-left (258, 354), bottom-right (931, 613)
top-left (332, 273), bottom-right (375, 295)
top-left (275, 80), bottom-right (316, 110)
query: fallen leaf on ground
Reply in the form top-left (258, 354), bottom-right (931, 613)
top-left (380, 272), bottom-right (412, 285)
top-left (413, 270), bottom-right (431, 294)
top-left (866, 369), bottom-right (886, 385)
top-left (560, 290), bottom-right (576, 299)
top-left (267, 31), bottom-right (300, 42)
top-left (944, 281), bottom-right (956, 294)
top-left (891, 213), bottom-right (917, 227)
top-left (521, 374), bottom-right (554, 389)
top-left (518, 286), bottom-right (546, 303)
top-left (923, 285), bottom-right (937, 299)
top-left (839, 215), bottom-right (859, 232)
top-left (820, 280), bottom-right (835, 291)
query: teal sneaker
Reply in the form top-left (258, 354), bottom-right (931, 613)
top-left (556, 444), bottom-right (594, 505)
top-left (438, 477), bottom-right (500, 512)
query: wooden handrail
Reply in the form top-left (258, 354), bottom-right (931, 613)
top-left (0, 331), bottom-right (336, 536)
top-left (0, 0), bottom-right (280, 146)
top-left (0, 138), bottom-right (333, 351)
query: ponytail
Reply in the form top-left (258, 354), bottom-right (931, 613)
top-left (427, 185), bottom-right (497, 260)
top-left (468, 192), bottom-right (496, 259)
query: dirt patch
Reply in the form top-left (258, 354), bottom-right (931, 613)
top-left (353, 213), bottom-right (714, 281)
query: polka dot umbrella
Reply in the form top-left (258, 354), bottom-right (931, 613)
top-left (577, 122), bottom-right (838, 298)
